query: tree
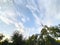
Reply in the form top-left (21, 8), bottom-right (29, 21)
top-left (2, 39), bottom-right (9, 45)
top-left (26, 34), bottom-right (38, 45)
top-left (0, 33), bottom-right (4, 45)
top-left (0, 33), bottom-right (4, 41)
top-left (12, 31), bottom-right (25, 45)
top-left (38, 25), bottom-right (60, 45)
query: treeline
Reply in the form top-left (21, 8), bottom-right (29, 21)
top-left (0, 25), bottom-right (60, 45)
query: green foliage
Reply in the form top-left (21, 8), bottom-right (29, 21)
top-left (12, 31), bottom-right (26, 45)
top-left (26, 34), bottom-right (38, 45)
top-left (0, 34), bottom-right (4, 41)
top-left (0, 25), bottom-right (60, 45)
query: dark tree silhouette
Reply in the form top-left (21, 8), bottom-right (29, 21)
top-left (26, 34), bottom-right (38, 45)
top-left (0, 33), bottom-right (4, 41)
top-left (0, 25), bottom-right (60, 45)
top-left (2, 39), bottom-right (9, 45)
top-left (12, 31), bottom-right (26, 45)
top-left (38, 25), bottom-right (60, 45)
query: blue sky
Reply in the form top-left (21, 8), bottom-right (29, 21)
top-left (0, 0), bottom-right (60, 38)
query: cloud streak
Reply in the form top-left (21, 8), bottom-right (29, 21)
top-left (39, 0), bottom-right (60, 24)
top-left (0, 0), bottom-right (25, 36)
top-left (0, 0), bottom-right (60, 38)
top-left (27, 0), bottom-right (60, 26)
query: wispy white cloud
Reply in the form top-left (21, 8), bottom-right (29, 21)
top-left (24, 27), bottom-right (38, 38)
top-left (0, 0), bottom-right (26, 37)
top-left (0, 15), bottom-right (13, 24)
top-left (27, 0), bottom-right (60, 26)
top-left (0, 13), bottom-right (25, 35)
top-left (14, 22), bottom-right (25, 33)
top-left (25, 0), bottom-right (60, 36)
top-left (1, 0), bottom-right (60, 38)
top-left (0, 0), bottom-right (32, 38)
top-left (32, 14), bottom-right (41, 25)
top-left (26, 0), bottom-right (43, 27)
top-left (40, 0), bottom-right (60, 25)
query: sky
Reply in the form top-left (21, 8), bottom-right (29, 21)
top-left (0, 0), bottom-right (60, 38)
